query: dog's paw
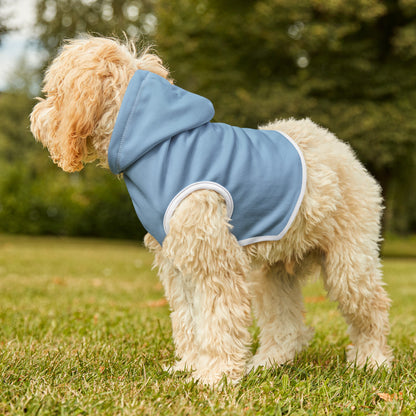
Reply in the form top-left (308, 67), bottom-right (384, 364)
top-left (346, 344), bottom-right (393, 370)
top-left (248, 327), bottom-right (314, 373)
top-left (190, 369), bottom-right (241, 388)
top-left (163, 359), bottom-right (194, 374)
top-left (247, 350), bottom-right (293, 373)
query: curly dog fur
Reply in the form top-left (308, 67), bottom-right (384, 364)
top-left (30, 36), bottom-right (393, 385)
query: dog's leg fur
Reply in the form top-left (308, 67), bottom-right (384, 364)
top-left (322, 245), bottom-right (392, 368)
top-left (248, 263), bottom-right (314, 370)
top-left (144, 234), bottom-right (199, 372)
top-left (158, 190), bottom-right (252, 385)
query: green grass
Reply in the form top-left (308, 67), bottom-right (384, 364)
top-left (1, 234), bottom-right (416, 415)
top-left (383, 234), bottom-right (416, 258)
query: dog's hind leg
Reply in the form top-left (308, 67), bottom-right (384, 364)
top-left (248, 263), bottom-right (314, 371)
top-left (322, 244), bottom-right (393, 369)
top-left (162, 190), bottom-right (252, 385)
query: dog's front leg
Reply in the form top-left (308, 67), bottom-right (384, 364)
top-left (145, 233), bottom-right (199, 372)
top-left (162, 190), bottom-right (252, 386)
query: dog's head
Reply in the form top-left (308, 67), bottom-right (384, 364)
top-left (30, 36), bottom-right (169, 172)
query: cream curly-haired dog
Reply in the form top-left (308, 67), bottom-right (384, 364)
top-left (30, 36), bottom-right (392, 385)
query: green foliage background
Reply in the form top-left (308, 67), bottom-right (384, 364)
top-left (0, 0), bottom-right (415, 238)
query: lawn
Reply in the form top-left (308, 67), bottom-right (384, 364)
top-left (0, 234), bottom-right (415, 415)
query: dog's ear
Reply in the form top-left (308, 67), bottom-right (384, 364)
top-left (52, 70), bottom-right (107, 172)
top-left (30, 70), bottom-right (105, 173)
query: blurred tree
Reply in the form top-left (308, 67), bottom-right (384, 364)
top-left (35, 0), bottom-right (157, 54)
top-left (156, 0), bottom-right (416, 233)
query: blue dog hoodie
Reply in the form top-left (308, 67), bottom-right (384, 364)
top-left (108, 70), bottom-right (306, 246)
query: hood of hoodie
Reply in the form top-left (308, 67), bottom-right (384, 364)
top-left (108, 70), bottom-right (215, 174)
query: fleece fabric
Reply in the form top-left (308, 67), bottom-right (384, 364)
top-left (108, 70), bottom-right (306, 246)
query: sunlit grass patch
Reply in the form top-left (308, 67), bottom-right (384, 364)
top-left (1, 234), bottom-right (415, 415)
